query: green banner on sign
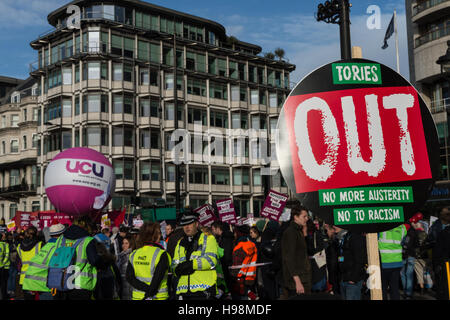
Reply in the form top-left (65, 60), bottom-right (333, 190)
top-left (319, 186), bottom-right (414, 206)
top-left (332, 62), bottom-right (382, 85)
top-left (334, 206), bottom-right (404, 225)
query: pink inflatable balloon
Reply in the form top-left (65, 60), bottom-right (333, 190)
top-left (44, 148), bottom-right (116, 216)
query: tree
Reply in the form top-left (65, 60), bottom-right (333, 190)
top-left (264, 52), bottom-right (275, 60)
top-left (274, 48), bottom-right (285, 61)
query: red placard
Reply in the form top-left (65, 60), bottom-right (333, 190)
top-left (284, 86), bottom-right (432, 194)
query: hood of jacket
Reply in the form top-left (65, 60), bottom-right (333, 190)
top-left (20, 238), bottom-right (40, 251)
top-left (63, 224), bottom-right (90, 240)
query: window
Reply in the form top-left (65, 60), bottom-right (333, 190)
top-left (232, 112), bottom-right (248, 129)
top-left (1, 141), bottom-right (5, 154)
top-left (62, 99), bottom-right (72, 117)
top-left (165, 103), bottom-right (184, 121)
top-left (83, 127), bottom-right (108, 146)
top-left (83, 94), bottom-right (108, 113)
top-left (140, 98), bottom-right (159, 117)
top-left (111, 34), bottom-right (122, 55)
top-left (189, 167), bottom-right (209, 184)
top-left (113, 127), bottom-right (134, 147)
top-left (233, 168), bottom-right (249, 186)
top-left (209, 82), bottom-right (227, 100)
top-left (187, 78), bottom-right (206, 96)
top-left (62, 131), bottom-right (72, 150)
top-left (211, 168), bottom-right (229, 185)
top-left (33, 108), bottom-right (39, 121)
top-left (253, 169), bottom-right (262, 186)
top-left (188, 107), bottom-right (207, 126)
top-left (164, 74), bottom-right (183, 91)
top-left (11, 114), bottom-right (19, 127)
top-left (32, 134), bottom-right (39, 148)
top-left (113, 63), bottom-right (122, 81)
top-left (251, 115), bottom-right (266, 130)
top-left (63, 67), bottom-right (72, 85)
top-left (9, 203), bottom-right (17, 220)
top-left (10, 140), bottom-right (19, 153)
top-left (22, 135), bottom-right (27, 150)
top-left (113, 94), bottom-right (133, 114)
top-left (210, 110), bottom-right (228, 128)
top-left (114, 160), bottom-right (134, 180)
top-left (124, 37), bottom-right (134, 58)
top-left (166, 165), bottom-right (175, 182)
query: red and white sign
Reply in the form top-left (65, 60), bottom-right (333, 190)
top-left (283, 86), bottom-right (432, 193)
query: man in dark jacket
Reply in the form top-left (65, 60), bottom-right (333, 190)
top-left (432, 208), bottom-right (450, 300)
top-left (281, 205), bottom-right (312, 298)
top-left (211, 221), bottom-right (234, 294)
top-left (56, 215), bottom-right (110, 300)
top-left (334, 226), bottom-right (367, 300)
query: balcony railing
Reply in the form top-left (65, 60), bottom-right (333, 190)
top-left (413, 0), bottom-right (450, 16)
top-left (431, 97), bottom-right (450, 113)
top-left (414, 25), bottom-right (450, 48)
top-left (0, 184), bottom-right (37, 195)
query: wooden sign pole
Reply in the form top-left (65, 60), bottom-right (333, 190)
top-left (366, 233), bottom-right (383, 300)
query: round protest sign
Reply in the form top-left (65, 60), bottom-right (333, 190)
top-left (276, 58), bottom-right (440, 233)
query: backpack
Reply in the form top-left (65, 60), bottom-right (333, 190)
top-left (47, 237), bottom-right (85, 293)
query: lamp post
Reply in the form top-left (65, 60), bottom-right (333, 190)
top-left (436, 40), bottom-right (450, 182)
top-left (316, 0), bottom-right (352, 60)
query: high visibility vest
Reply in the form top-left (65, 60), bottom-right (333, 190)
top-left (53, 235), bottom-right (98, 291)
top-left (216, 246), bottom-right (228, 291)
top-left (22, 242), bottom-right (57, 292)
top-left (129, 245), bottom-right (171, 300)
top-left (172, 233), bottom-right (218, 295)
top-left (18, 242), bottom-right (42, 285)
top-left (233, 240), bottom-right (258, 281)
top-left (378, 224), bottom-right (407, 267)
top-left (0, 242), bottom-right (10, 269)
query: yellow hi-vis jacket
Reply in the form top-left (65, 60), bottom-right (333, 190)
top-left (172, 232), bottom-right (219, 295)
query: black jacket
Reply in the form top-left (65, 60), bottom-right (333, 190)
top-left (306, 231), bottom-right (327, 284)
top-left (337, 231), bottom-right (367, 283)
top-left (402, 227), bottom-right (419, 258)
top-left (63, 224), bottom-right (106, 269)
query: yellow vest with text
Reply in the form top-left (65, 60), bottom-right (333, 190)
top-left (22, 242), bottom-right (57, 292)
top-left (129, 245), bottom-right (171, 300)
top-left (172, 233), bottom-right (218, 295)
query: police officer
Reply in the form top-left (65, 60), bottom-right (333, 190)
top-left (0, 231), bottom-right (10, 300)
top-left (172, 208), bottom-right (219, 300)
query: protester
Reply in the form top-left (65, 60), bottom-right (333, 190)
top-left (258, 220), bottom-right (279, 300)
top-left (17, 226), bottom-right (42, 300)
top-left (116, 234), bottom-right (136, 300)
top-left (165, 221), bottom-right (176, 243)
top-left (379, 224), bottom-right (407, 300)
top-left (306, 219), bottom-right (328, 293)
top-left (250, 226), bottom-right (261, 244)
top-left (401, 216), bottom-right (420, 299)
top-left (52, 215), bottom-right (105, 300)
top-left (21, 223), bottom-right (66, 301)
top-left (431, 208), bottom-right (450, 300)
top-left (126, 222), bottom-right (171, 300)
top-left (323, 224), bottom-right (340, 295)
top-left (412, 221), bottom-right (429, 296)
top-left (211, 221), bottom-right (234, 295)
top-left (7, 232), bottom-right (18, 299)
top-left (172, 209), bottom-right (219, 300)
top-left (281, 205), bottom-right (312, 298)
top-left (230, 225), bottom-right (258, 300)
top-left (334, 226), bottom-right (366, 300)
top-left (0, 232), bottom-right (9, 300)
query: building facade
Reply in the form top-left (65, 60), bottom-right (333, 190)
top-left (0, 77), bottom-right (40, 221)
top-left (29, 0), bottom-right (295, 218)
top-left (406, 0), bottom-right (450, 209)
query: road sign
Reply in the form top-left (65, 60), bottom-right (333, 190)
top-left (276, 58), bottom-right (440, 233)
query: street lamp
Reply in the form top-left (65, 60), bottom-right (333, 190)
top-left (316, 0), bottom-right (352, 60)
top-left (436, 40), bottom-right (450, 75)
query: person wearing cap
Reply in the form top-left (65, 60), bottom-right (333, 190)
top-left (21, 223), bottom-right (66, 300)
top-left (172, 208), bottom-right (219, 300)
top-left (230, 224), bottom-right (258, 300)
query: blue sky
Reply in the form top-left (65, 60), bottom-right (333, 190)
top-left (0, 0), bottom-right (409, 83)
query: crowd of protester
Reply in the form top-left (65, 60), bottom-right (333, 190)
top-left (0, 202), bottom-right (448, 300)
